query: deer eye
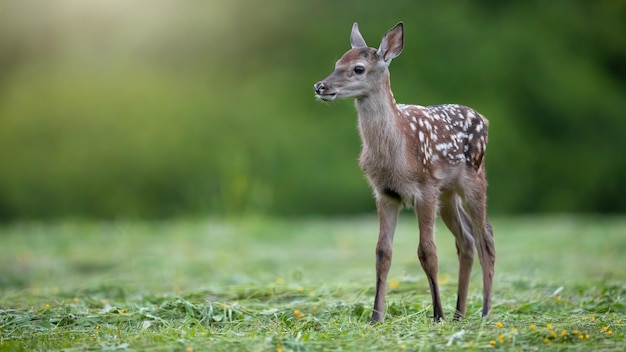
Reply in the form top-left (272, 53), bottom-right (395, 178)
top-left (353, 65), bottom-right (365, 74)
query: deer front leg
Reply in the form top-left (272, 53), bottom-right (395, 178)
top-left (416, 190), bottom-right (445, 322)
top-left (440, 195), bottom-right (475, 320)
top-left (371, 197), bottom-right (400, 324)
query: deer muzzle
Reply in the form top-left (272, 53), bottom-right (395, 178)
top-left (314, 81), bottom-right (337, 101)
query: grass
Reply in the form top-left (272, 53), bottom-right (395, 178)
top-left (0, 215), bottom-right (625, 351)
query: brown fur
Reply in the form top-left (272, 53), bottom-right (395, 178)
top-left (314, 22), bottom-right (495, 323)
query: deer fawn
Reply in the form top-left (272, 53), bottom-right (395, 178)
top-left (314, 22), bottom-right (495, 323)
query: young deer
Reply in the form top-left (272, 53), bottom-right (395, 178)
top-left (313, 22), bottom-right (495, 323)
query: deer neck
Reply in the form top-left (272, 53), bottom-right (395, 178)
top-left (355, 73), bottom-right (404, 165)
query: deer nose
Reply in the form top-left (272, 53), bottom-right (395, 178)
top-left (314, 82), bottom-right (327, 95)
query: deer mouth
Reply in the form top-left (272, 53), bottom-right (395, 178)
top-left (316, 92), bottom-right (337, 101)
top-left (314, 82), bottom-right (338, 101)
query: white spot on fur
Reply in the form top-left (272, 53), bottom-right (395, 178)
top-left (424, 148), bottom-right (432, 161)
top-left (436, 142), bottom-right (453, 151)
top-left (410, 123), bottom-right (416, 131)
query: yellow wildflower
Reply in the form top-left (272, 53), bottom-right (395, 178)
top-left (496, 322), bottom-right (503, 328)
top-left (120, 308), bottom-right (126, 314)
top-left (607, 330), bottom-right (613, 335)
top-left (276, 277), bottom-right (284, 284)
top-left (590, 316), bottom-right (595, 321)
top-left (585, 334), bottom-right (590, 339)
top-left (186, 347), bottom-right (193, 352)
top-left (561, 330), bottom-right (567, 336)
top-left (489, 340), bottom-right (496, 346)
top-left (400, 344), bottom-right (406, 349)
top-left (573, 329), bottom-right (579, 335)
top-left (543, 338), bottom-right (550, 344)
top-left (498, 334), bottom-right (505, 341)
top-left (529, 324), bottom-right (536, 330)
top-left (45, 304), bottom-right (51, 309)
top-left (550, 331), bottom-right (557, 339)
top-left (73, 297), bottom-right (79, 303)
top-left (389, 280), bottom-right (400, 289)
top-left (578, 334), bottom-right (584, 340)
top-left (276, 347), bottom-right (284, 352)
top-left (293, 309), bottom-right (304, 319)
top-left (601, 326), bottom-right (608, 332)
top-left (556, 295), bottom-right (561, 301)
top-left (546, 323), bottom-right (553, 329)
top-left (511, 327), bottom-right (518, 333)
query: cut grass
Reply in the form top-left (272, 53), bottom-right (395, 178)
top-left (0, 216), bottom-right (625, 351)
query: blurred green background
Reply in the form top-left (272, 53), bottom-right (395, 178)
top-left (0, 0), bottom-right (625, 220)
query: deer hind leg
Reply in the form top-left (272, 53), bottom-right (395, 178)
top-left (415, 188), bottom-right (445, 322)
top-left (371, 197), bottom-right (401, 323)
top-left (440, 193), bottom-right (475, 320)
top-left (464, 175), bottom-right (496, 317)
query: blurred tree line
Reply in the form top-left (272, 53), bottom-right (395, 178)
top-left (0, 0), bottom-right (625, 220)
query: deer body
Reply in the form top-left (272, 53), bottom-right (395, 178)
top-left (314, 22), bottom-right (495, 323)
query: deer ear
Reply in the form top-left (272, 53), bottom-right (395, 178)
top-left (350, 22), bottom-right (367, 48)
top-left (377, 22), bottom-right (404, 64)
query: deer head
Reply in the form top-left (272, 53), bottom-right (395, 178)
top-left (314, 22), bottom-right (404, 101)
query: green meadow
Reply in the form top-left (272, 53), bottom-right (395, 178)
top-left (2, 2), bottom-right (625, 351)
top-left (1, 216), bottom-right (624, 351)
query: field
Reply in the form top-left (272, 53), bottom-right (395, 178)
top-left (1, 216), bottom-right (625, 351)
